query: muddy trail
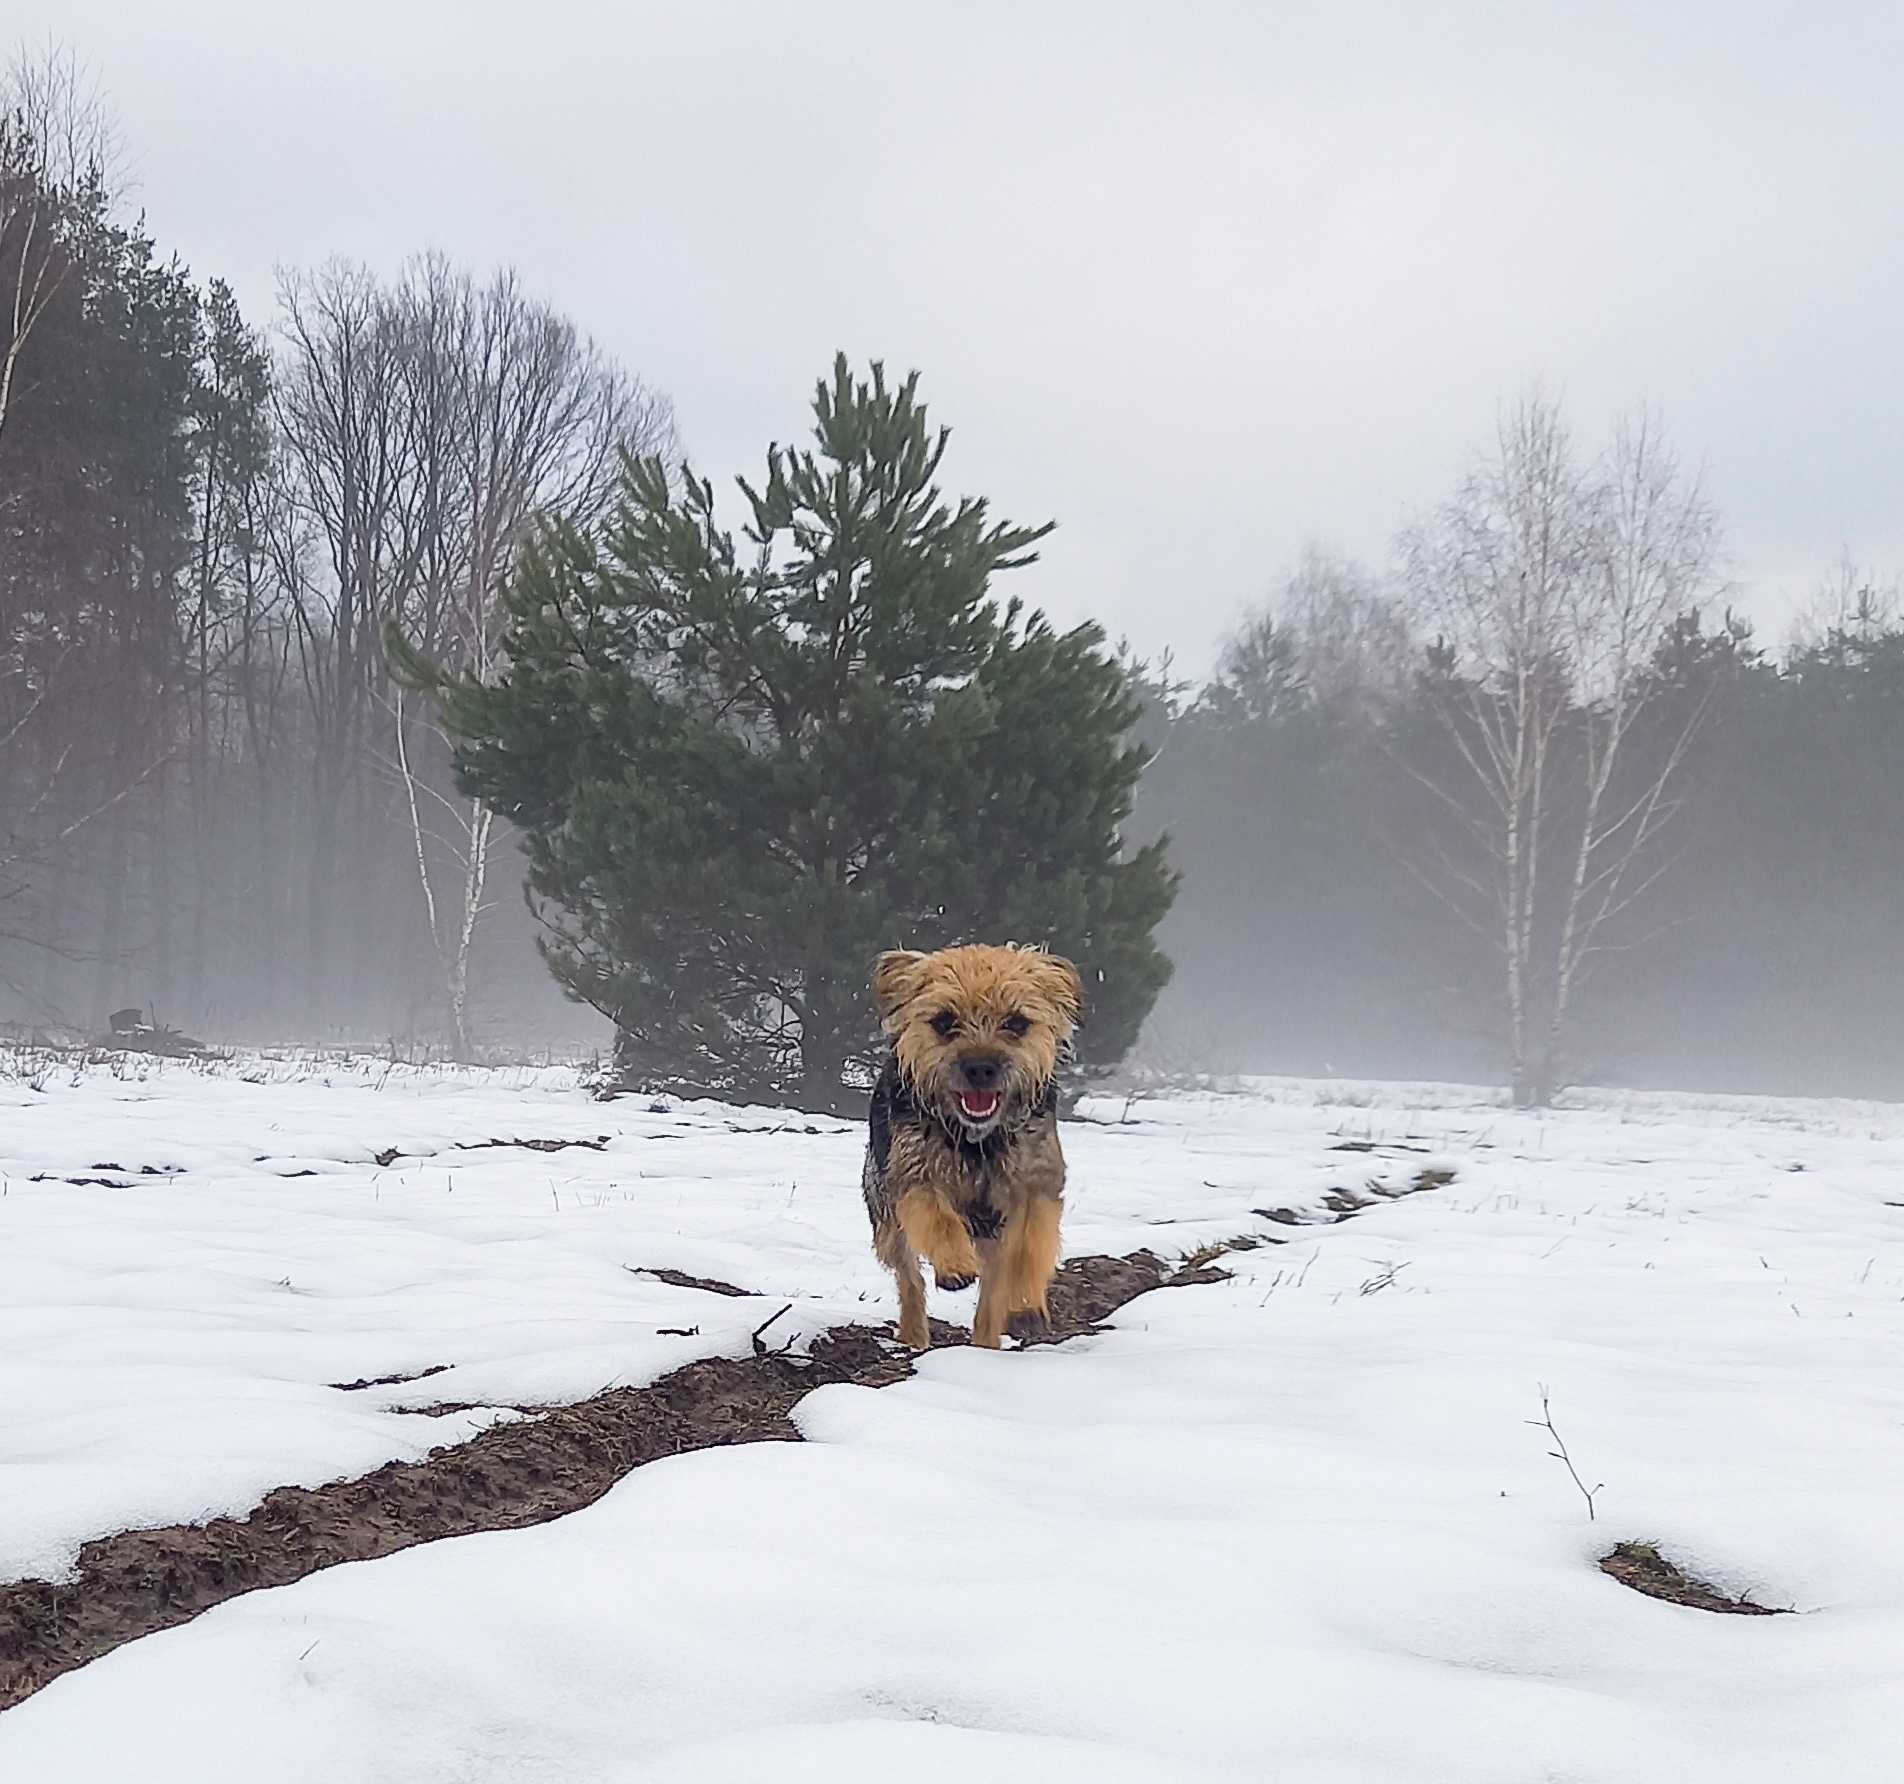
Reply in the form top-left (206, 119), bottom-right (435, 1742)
top-left (0, 1155), bottom-right (1468, 1714)
top-left (0, 1244), bottom-right (1252, 1711)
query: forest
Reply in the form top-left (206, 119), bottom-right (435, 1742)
top-left (4, 47), bottom-right (1899, 1102)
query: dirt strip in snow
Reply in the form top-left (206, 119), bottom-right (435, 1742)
top-left (0, 1243), bottom-right (1243, 1711)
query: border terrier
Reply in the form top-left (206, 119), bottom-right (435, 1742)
top-left (862, 942), bottom-right (1082, 1349)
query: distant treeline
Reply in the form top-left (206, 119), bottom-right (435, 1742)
top-left (1137, 551), bottom-right (1904, 1101)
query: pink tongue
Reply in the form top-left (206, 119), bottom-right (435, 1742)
top-left (960, 1090), bottom-right (1000, 1119)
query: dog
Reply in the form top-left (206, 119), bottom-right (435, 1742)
top-left (862, 943), bottom-right (1083, 1349)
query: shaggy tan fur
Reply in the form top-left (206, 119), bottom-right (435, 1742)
top-left (861, 944), bottom-right (1081, 1349)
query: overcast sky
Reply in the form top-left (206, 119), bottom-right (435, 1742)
top-left (43, 0), bottom-right (1904, 673)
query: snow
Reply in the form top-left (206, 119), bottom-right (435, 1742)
top-left (4, 1053), bottom-right (1904, 1779)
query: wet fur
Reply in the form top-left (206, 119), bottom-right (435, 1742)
top-left (861, 943), bottom-right (1081, 1349)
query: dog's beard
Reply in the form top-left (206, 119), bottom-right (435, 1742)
top-left (920, 1068), bottom-right (1040, 1142)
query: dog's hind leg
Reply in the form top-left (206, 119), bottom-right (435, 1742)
top-left (875, 1217), bottom-right (931, 1350)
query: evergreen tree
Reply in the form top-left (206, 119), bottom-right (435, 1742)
top-left (414, 355), bottom-right (1176, 1108)
top-left (0, 131), bottom-right (205, 1003)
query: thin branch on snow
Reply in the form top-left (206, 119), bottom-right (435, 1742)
top-left (1526, 1384), bottom-right (1604, 1521)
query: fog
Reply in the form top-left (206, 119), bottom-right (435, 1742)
top-left (4, 9), bottom-right (1902, 1100)
top-left (40, 0), bottom-right (1904, 671)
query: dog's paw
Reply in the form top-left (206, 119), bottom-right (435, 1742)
top-left (933, 1270), bottom-right (977, 1293)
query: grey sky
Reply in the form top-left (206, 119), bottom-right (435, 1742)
top-left (48, 0), bottom-right (1904, 672)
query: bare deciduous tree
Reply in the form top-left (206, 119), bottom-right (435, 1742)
top-left (1399, 394), bottom-right (1722, 1105)
top-left (1789, 549), bottom-right (1898, 651)
top-left (383, 256), bottom-right (671, 1059)
top-left (1276, 546), bottom-right (1415, 717)
top-left (274, 253), bottom-right (674, 1054)
top-left (272, 259), bottom-right (443, 1022)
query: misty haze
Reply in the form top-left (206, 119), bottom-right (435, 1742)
top-left (3, 10), bottom-right (1902, 1780)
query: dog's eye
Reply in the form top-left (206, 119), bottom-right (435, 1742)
top-left (1001, 1013), bottom-right (1032, 1037)
top-left (928, 1010), bottom-right (959, 1038)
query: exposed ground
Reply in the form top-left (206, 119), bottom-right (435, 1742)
top-left (1599, 1541), bottom-right (1788, 1616)
top-left (0, 1245), bottom-right (1236, 1709)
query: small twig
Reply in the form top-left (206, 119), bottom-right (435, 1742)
top-left (1526, 1384), bottom-right (1604, 1521)
top-left (750, 1303), bottom-right (796, 1356)
top-left (1357, 1260), bottom-right (1408, 1296)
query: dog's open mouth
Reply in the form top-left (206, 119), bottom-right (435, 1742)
top-left (957, 1089), bottom-right (1001, 1123)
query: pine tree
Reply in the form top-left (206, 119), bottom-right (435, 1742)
top-left (415, 355), bottom-right (1176, 1109)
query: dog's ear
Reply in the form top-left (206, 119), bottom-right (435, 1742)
top-left (1035, 953), bottom-right (1085, 1027)
top-left (870, 950), bottom-right (926, 1027)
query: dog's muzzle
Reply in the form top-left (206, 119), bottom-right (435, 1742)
top-left (955, 1052), bottom-right (1005, 1125)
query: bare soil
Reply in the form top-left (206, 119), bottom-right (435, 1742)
top-left (0, 1247), bottom-right (1216, 1711)
top-left (0, 1166), bottom-right (1454, 1713)
top-left (1599, 1541), bottom-right (1788, 1615)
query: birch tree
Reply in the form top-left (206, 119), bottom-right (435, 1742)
top-left (1399, 395), bottom-right (1722, 1105)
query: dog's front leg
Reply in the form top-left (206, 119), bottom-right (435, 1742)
top-left (973, 1195), bottom-right (1063, 1348)
top-left (1003, 1192), bottom-right (1063, 1324)
top-left (972, 1237), bottom-right (1008, 1348)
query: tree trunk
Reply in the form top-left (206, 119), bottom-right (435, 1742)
top-left (306, 787), bottom-right (336, 1032)
top-left (445, 798), bottom-right (492, 1063)
top-left (151, 770), bottom-right (174, 1023)
top-left (90, 809), bottom-right (130, 1027)
top-left (798, 1040), bottom-right (849, 1116)
top-left (260, 774), bottom-right (281, 1032)
top-left (38, 847), bottom-right (67, 1019)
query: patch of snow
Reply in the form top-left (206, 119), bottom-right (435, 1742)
top-left (3, 1055), bottom-right (1903, 1779)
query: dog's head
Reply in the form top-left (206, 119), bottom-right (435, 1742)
top-left (872, 943), bottom-right (1083, 1141)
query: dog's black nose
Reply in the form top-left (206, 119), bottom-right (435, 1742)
top-left (958, 1054), bottom-right (1003, 1091)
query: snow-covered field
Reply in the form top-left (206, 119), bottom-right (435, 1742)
top-left (4, 1052), bottom-right (1903, 1780)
